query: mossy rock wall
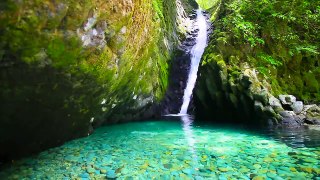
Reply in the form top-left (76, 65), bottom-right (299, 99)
top-left (0, 0), bottom-right (188, 161)
top-left (195, 0), bottom-right (320, 123)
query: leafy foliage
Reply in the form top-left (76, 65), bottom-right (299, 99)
top-left (258, 53), bottom-right (282, 67)
top-left (202, 0), bottom-right (320, 102)
top-left (214, 0), bottom-right (320, 50)
top-left (256, 53), bottom-right (282, 76)
top-left (197, 0), bottom-right (219, 10)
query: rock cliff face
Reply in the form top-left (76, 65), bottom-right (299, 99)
top-left (195, 0), bottom-right (320, 126)
top-left (0, 0), bottom-right (194, 161)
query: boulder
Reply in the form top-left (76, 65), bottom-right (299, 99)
top-left (253, 89), bottom-right (268, 105)
top-left (281, 117), bottom-right (301, 128)
top-left (279, 111), bottom-right (302, 128)
top-left (279, 111), bottom-right (296, 118)
top-left (305, 105), bottom-right (320, 125)
top-left (291, 101), bottom-right (304, 114)
top-left (263, 106), bottom-right (277, 117)
top-left (306, 125), bottom-right (320, 131)
top-left (268, 96), bottom-right (283, 109)
top-left (279, 95), bottom-right (296, 105)
top-left (302, 104), bottom-right (318, 114)
top-left (240, 69), bottom-right (254, 89)
top-left (254, 101), bottom-right (264, 113)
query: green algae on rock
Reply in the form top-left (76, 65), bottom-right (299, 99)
top-left (195, 0), bottom-right (320, 125)
top-left (0, 0), bottom-right (194, 161)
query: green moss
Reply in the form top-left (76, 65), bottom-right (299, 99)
top-left (303, 72), bottom-right (319, 93)
top-left (197, 0), bottom-right (220, 10)
top-left (0, 0), bottom-right (185, 159)
top-left (47, 37), bottom-right (81, 68)
top-left (198, 0), bottom-right (320, 103)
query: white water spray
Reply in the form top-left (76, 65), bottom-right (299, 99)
top-left (180, 9), bottom-right (208, 114)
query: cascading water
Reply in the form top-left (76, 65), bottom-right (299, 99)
top-left (178, 9), bottom-right (208, 171)
top-left (180, 9), bottom-right (208, 115)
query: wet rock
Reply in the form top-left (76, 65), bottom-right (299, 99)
top-left (279, 111), bottom-right (302, 127)
top-left (264, 106), bottom-right (277, 116)
top-left (302, 104), bottom-right (317, 112)
top-left (65, 155), bottom-right (78, 162)
top-left (240, 69), bottom-right (254, 88)
top-left (186, 37), bottom-right (195, 42)
top-left (185, 41), bottom-right (196, 46)
top-left (253, 164), bottom-right (262, 169)
top-left (252, 176), bottom-right (265, 180)
top-left (288, 152), bottom-right (297, 156)
top-left (79, 173), bottom-right (90, 178)
top-left (106, 170), bottom-right (116, 179)
top-left (305, 105), bottom-right (320, 125)
top-left (250, 174), bottom-right (258, 179)
top-left (291, 101), bottom-right (304, 114)
top-left (253, 89), bottom-right (269, 105)
top-left (254, 101), bottom-right (264, 112)
top-left (279, 95), bottom-right (296, 105)
top-left (268, 96), bottom-right (284, 112)
top-left (218, 167), bottom-right (229, 172)
top-left (163, 163), bottom-right (172, 169)
top-left (266, 172), bottom-right (277, 178)
top-left (296, 113), bottom-right (305, 122)
top-left (218, 175), bottom-right (227, 180)
top-left (267, 118), bottom-right (277, 126)
top-left (182, 168), bottom-right (193, 174)
top-left (191, 29), bottom-right (199, 33)
top-left (306, 125), bottom-right (320, 131)
top-left (210, 154), bottom-right (217, 159)
top-left (239, 168), bottom-right (250, 173)
top-left (195, 176), bottom-right (204, 180)
top-left (86, 166), bottom-right (95, 174)
top-left (300, 167), bottom-right (313, 173)
top-left (279, 111), bottom-right (296, 118)
top-left (189, 13), bottom-right (197, 19)
top-left (100, 169), bottom-right (107, 174)
top-left (282, 118), bottom-right (301, 127)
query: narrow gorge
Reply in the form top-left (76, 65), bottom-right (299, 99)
top-left (0, 0), bottom-right (319, 179)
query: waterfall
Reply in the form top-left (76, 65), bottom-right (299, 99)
top-left (180, 9), bottom-right (208, 115)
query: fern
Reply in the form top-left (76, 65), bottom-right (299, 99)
top-left (258, 53), bottom-right (283, 67)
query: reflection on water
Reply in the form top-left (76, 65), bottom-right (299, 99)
top-left (180, 115), bottom-right (199, 169)
top-left (265, 126), bottom-right (320, 148)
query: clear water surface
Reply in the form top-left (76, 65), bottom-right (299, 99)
top-left (1, 117), bottom-right (319, 180)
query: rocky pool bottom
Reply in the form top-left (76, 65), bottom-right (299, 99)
top-left (0, 119), bottom-right (319, 180)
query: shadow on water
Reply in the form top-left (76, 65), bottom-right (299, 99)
top-left (194, 119), bottom-right (320, 149)
top-left (262, 126), bottom-right (320, 148)
top-left (164, 114), bottom-right (320, 149)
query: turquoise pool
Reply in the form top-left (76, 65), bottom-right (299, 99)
top-left (0, 117), bottom-right (319, 179)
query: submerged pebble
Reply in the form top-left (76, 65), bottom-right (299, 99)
top-left (0, 121), bottom-right (318, 179)
top-left (106, 170), bottom-right (116, 179)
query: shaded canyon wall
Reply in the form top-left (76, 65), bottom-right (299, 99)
top-left (0, 0), bottom-right (195, 161)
